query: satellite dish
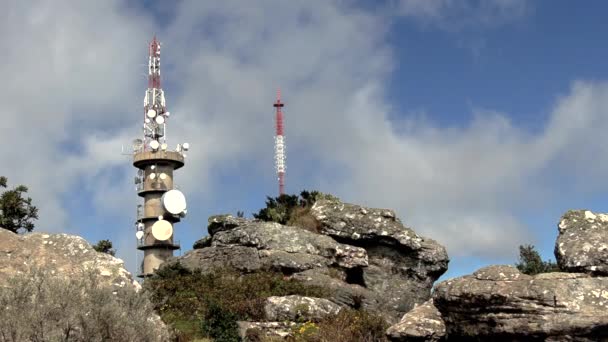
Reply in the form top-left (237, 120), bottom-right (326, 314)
top-left (150, 140), bottom-right (160, 150)
top-left (160, 173), bottom-right (167, 180)
top-left (165, 112), bottom-right (170, 117)
top-left (137, 222), bottom-right (144, 229)
top-left (151, 165), bottom-right (156, 170)
top-left (161, 143), bottom-right (167, 151)
top-left (180, 209), bottom-right (187, 218)
top-left (162, 189), bottom-right (187, 214)
top-left (147, 109), bottom-right (157, 118)
top-left (149, 173), bottom-right (156, 180)
top-left (155, 116), bottom-right (165, 124)
top-left (145, 118), bottom-right (151, 124)
top-left (182, 142), bottom-right (190, 151)
top-left (151, 220), bottom-right (173, 241)
top-left (135, 231), bottom-right (144, 240)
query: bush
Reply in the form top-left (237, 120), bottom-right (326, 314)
top-left (515, 244), bottom-right (560, 275)
top-left (0, 267), bottom-right (169, 342)
top-left (286, 309), bottom-right (389, 342)
top-left (253, 190), bottom-right (337, 229)
top-left (145, 264), bottom-right (330, 341)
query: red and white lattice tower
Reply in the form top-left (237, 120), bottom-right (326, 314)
top-left (273, 90), bottom-right (286, 195)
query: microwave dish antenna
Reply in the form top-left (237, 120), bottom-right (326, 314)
top-left (161, 189), bottom-right (187, 214)
top-left (151, 220), bottom-right (173, 241)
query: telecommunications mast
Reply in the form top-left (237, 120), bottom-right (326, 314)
top-left (274, 89), bottom-right (286, 196)
top-left (132, 36), bottom-right (189, 277)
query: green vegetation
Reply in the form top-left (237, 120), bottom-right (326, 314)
top-left (144, 263), bottom-right (330, 341)
top-left (515, 244), bottom-right (560, 275)
top-left (93, 239), bottom-right (116, 256)
top-left (0, 267), bottom-right (168, 341)
top-left (0, 176), bottom-right (38, 234)
top-left (252, 190), bottom-right (338, 233)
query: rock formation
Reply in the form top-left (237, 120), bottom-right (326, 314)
top-left (171, 198), bottom-right (449, 338)
top-left (0, 229), bottom-right (138, 290)
top-left (387, 209), bottom-right (608, 341)
top-left (0, 228), bottom-right (171, 340)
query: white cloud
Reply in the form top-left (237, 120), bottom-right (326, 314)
top-left (2, 0), bottom-right (608, 274)
top-left (395, 0), bottom-right (530, 30)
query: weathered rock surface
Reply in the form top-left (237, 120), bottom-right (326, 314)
top-left (237, 321), bottom-right (301, 340)
top-left (176, 198), bottom-right (448, 323)
top-left (0, 229), bottom-right (139, 290)
top-left (386, 299), bottom-right (446, 342)
top-left (264, 295), bottom-right (342, 322)
top-left (432, 265), bottom-right (608, 341)
top-left (310, 199), bottom-right (449, 318)
top-left (555, 209), bottom-right (608, 275)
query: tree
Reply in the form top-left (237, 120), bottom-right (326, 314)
top-left (515, 244), bottom-right (560, 275)
top-left (0, 176), bottom-right (39, 234)
top-left (93, 239), bottom-right (116, 256)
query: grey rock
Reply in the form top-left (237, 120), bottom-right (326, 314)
top-left (433, 265), bottom-right (608, 340)
top-left (310, 199), bottom-right (448, 318)
top-left (207, 214), bottom-right (250, 236)
top-left (175, 246), bottom-right (262, 273)
top-left (386, 299), bottom-right (446, 342)
top-left (192, 235), bottom-right (212, 249)
top-left (0, 229), bottom-right (139, 291)
top-left (237, 321), bottom-right (300, 340)
top-left (211, 220), bottom-right (368, 269)
top-left (555, 209), bottom-right (608, 275)
top-left (264, 295), bottom-right (342, 322)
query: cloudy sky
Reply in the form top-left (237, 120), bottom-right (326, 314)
top-left (2, 0), bottom-right (608, 280)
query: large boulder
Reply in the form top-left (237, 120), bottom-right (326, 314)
top-left (310, 199), bottom-right (448, 318)
top-left (386, 299), bottom-right (446, 342)
top-left (176, 197), bottom-right (448, 323)
top-left (555, 209), bottom-right (608, 275)
top-left (0, 229), bottom-right (139, 290)
top-left (264, 295), bottom-right (342, 322)
top-left (432, 265), bottom-right (608, 341)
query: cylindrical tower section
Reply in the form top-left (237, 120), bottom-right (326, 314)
top-left (134, 150), bottom-right (185, 277)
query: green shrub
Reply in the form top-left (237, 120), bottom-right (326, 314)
top-left (145, 264), bottom-right (330, 340)
top-left (286, 309), bottom-right (389, 342)
top-left (200, 300), bottom-right (240, 342)
top-left (515, 244), bottom-right (560, 275)
top-left (253, 190), bottom-right (337, 229)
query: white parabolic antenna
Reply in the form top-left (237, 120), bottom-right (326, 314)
top-left (162, 189), bottom-right (187, 214)
top-left (147, 109), bottom-right (157, 118)
top-left (151, 220), bottom-right (173, 241)
top-left (155, 116), bottom-right (165, 124)
top-left (150, 140), bottom-right (160, 150)
top-left (135, 230), bottom-right (144, 240)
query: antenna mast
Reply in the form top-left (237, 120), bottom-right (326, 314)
top-left (274, 89), bottom-right (286, 196)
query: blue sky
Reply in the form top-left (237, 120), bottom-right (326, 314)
top-left (2, 0), bottom-right (608, 281)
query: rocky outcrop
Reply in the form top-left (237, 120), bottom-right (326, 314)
top-left (432, 265), bottom-right (608, 341)
top-left (386, 299), bottom-right (446, 341)
top-left (174, 199), bottom-right (448, 324)
top-left (264, 295), bottom-right (342, 322)
top-left (555, 209), bottom-right (608, 275)
top-left (0, 229), bottom-right (171, 340)
top-left (0, 229), bottom-right (139, 290)
top-left (311, 199), bottom-right (449, 318)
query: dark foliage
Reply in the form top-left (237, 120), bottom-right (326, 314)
top-left (144, 263), bottom-right (329, 341)
top-left (252, 190), bottom-right (337, 229)
top-left (93, 239), bottom-right (116, 256)
top-left (515, 244), bottom-right (560, 275)
top-left (0, 176), bottom-right (38, 234)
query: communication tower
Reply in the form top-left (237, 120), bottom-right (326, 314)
top-left (132, 36), bottom-right (189, 277)
top-left (274, 90), bottom-right (286, 195)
